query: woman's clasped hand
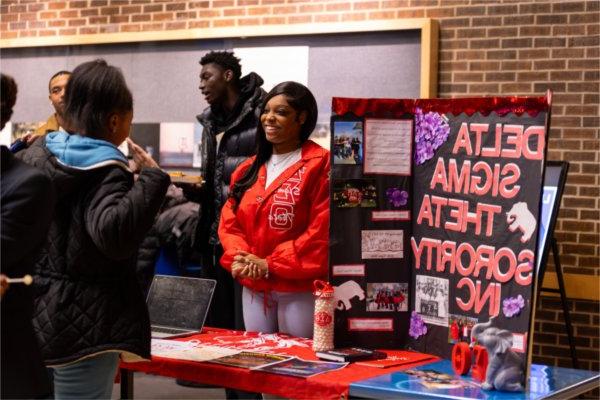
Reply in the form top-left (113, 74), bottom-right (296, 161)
top-left (231, 250), bottom-right (268, 279)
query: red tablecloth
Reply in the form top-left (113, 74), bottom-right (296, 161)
top-left (121, 328), bottom-right (438, 399)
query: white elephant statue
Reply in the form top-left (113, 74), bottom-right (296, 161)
top-left (334, 280), bottom-right (365, 310)
top-left (470, 317), bottom-right (525, 392)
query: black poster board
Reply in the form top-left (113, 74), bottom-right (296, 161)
top-left (410, 105), bottom-right (548, 370)
top-left (329, 95), bottom-right (551, 380)
top-left (329, 114), bottom-right (414, 348)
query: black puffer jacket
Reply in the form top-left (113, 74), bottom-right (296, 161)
top-left (136, 185), bottom-right (199, 294)
top-left (18, 139), bottom-right (170, 366)
top-left (196, 72), bottom-right (266, 250)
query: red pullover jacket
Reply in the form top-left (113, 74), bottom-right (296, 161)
top-left (219, 140), bottom-right (330, 293)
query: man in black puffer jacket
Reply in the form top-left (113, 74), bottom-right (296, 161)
top-left (182, 50), bottom-right (265, 400)
top-left (193, 51), bottom-right (266, 331)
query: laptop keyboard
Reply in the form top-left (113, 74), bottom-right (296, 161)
top-left (152, 326), bottom-right (188, 335)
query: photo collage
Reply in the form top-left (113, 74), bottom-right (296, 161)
top-left (329, 113), bottom-right (414, 348)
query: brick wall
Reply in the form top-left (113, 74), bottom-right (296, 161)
top-left (535, 296), bottom-right (599, 370)
top-left (1, 0), bottom-right (599, 373)
top-left (534, 296), bottom-right (599, 397)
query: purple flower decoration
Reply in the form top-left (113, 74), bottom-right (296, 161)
top-left (386, 188), bottom-right (408, 207)
top-left (503, 295), bottom-right (525, 318)
top-left (409, 311), bottom-right (428, 339)
top-left (414, 107), bottom-right (450, 165)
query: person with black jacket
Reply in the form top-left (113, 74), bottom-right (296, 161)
top-left (135, 184), bottom-right (199, 296)
top-left (181, 50), bottom-right (265, 400)
top-left (194, 51), bottom-right (266, 331)
top-left (1, 73), bottom-right (54, 400)
top-left (17, 59), bottom-right (170, 399)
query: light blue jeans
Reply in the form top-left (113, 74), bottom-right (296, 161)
top-left (242, 287), bottom-right (314, 338)
top-left (52, 352), bottom-right (120, 400)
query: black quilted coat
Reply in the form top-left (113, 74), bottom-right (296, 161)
top-left (135, 185), bottom-right (199, 295)
top-left (17, 139), bottom-right (170, 366)
top-left (196, 72), bottom-right (266, 250)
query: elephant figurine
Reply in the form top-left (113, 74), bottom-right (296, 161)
top-left (470, 317), bottom-right (525, 392)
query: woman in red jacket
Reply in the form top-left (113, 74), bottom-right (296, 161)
top-left (218, 81), bottom-right (329, 339)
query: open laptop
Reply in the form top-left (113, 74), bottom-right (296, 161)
top-left (146, 275), bottom-right (216, 339)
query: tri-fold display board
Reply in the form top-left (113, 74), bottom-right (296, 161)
top-left (329, 94), bottom-right (551, 382)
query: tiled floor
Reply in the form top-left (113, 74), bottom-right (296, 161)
top-left (111, 373), bottom-right (226, 399)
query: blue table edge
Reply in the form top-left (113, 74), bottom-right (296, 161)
top-left (349, 361), bottom-right (600, 400)
top-left (542, 374), bottom-right (599, 400)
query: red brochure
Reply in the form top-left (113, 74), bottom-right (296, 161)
top-left (355, 350), bottom-right (436, 368)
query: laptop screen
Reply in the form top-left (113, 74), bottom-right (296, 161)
top-left (146, 275), bottom-right (216, 330)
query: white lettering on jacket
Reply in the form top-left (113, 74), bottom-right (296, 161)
top-left (268, 167), bottom-right (305, 230)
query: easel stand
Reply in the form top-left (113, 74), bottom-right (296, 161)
top-left (538, 237), bottom-right (579, 369)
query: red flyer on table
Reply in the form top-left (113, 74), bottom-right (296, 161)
top-left (355, 350), bottom-right (435, 368)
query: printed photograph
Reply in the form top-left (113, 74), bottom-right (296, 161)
top-left (333, 121), bottom-right (363, 165)
top-left (404, 369), bottom-right (479, 390)
top-left (208, 351), bottom-right (292, 369)
top-left (415, 275), bottom-right (449, 327)
top-left (256, 358), bottom-right (347, 378)
top-left (333, 179), bottom-right (377, 208)
top-left (447, 314), bottom-right (479, 344)
top-left (361, 230), bottom-right (404, 259)
top-left (366, 283), bottom-right (408, 312)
